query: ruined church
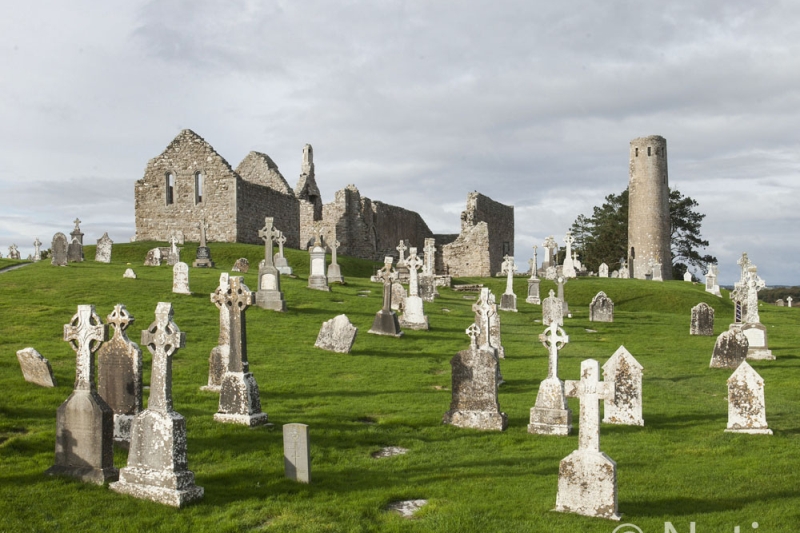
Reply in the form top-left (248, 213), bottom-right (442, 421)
top-left (134, 130), bottom-right (514, 276)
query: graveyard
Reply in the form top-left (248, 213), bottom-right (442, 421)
top-left (1, 241), bottom-right (800, 532)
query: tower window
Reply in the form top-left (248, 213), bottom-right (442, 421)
top-left (635, 147), bottom-right (638, 157)
top-left (195, 172), bottom-right (204, 204)
top-left (166, 172), bottom-right (175, 206)
top-left (647, 147), bottom-right (651, 156)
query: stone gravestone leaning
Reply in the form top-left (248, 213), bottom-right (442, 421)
top-left (710, 328), bottom-right (749, 369)
top-left (95, 232), bottom-right (113, 263)
top-left (51, 232), bottom-right (68, 266)
top-left (202, 273), bottom-right (231, 392)
top-left (499, 255), bottom-right (518, 312)
top-left (690, 302), bottom-right (715, 336)
top-left (96, 305), bottom-right (143, 445)
top-left (725, 361), bottom-right (772, 435)
top-left (315, 314), bottom-right (358, 354)
top-left (110, 302), bottom-right (204, 507)
top-left (368, 257), bottom-right (404, 337)
top-left (589, 291), bottom-right (614, 322)
top-left (256, 217), bottom-right (287, 311)
top-left (602, 346), bottom-right (643, 426)
top-left (556, 359), bottom-right (620, 520)
top-left (46, 305), bottom-right (118, 484)
top-left (283, 423), bottom-right (311, 483)
top-left (172, 262), bottom-right (191, 295)
top-left (213, 276), bottom-right (270, 427)
top-left (399, 247), bottom-right (429, 330)
top-left (528, 322), bottom-right (572, 436)
top-left (17, 347), bottom-right (57, 387)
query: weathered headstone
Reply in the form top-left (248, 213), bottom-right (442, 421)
top-left (172, 262), bottom-right (191, 295)
top-left (610, 270), bottom-right (619, 278)
top-left (8, 244), bottom-right (20, 259)
top-left (542, 290), bottom-right (564, 327)
top-left (589, 291), bottom-right (614, 322)
top-left (556, 359), bottom-right (620, 520)
top-left (213, 276), bottom-right (269, 426)
top-left (602, 346), bottom-right (643, 426)
top-left (419, 238), bottom-right (439, 302)
top-left (327, 237), bottom-right (345, 284)
top-left (67, 238), bottom-right (83, 263)
top-left (526, 277), bottom-right (541, 305)
top-left (232, 258), bottom-right (250, 273)
top-left (557, 275), bottom-right (570, 316)
top-left (391, 280), bottom-right (407, 312)
top-left (710, 328), bottom-right (749, 369)
top-left (33, 237), bottom-right (42, 262)
top-left (192, 218), bottom-right (215, 268)
top-left (96, 305), bottom-right (143, 445)
top-left (618, 260), bottom-right (629, 279)
top-left (123, 268), bottom-right (137, 279)
top-left (776, 298), bottom-right (785, 307)
top-left (51, 233), bottom-right (68, 266)
top-left (95, 232), bottom-right (113, 263)
top-left (690, 302), bottom-right (715, 336)
top-left (395, 240), bottom-right (410, 281)
top-left (283, 423), bottom-right (311, 483)
top-left (144, 247), bottom-right (162, 266)
top-left (683, 271), bottom-right (693, 282)
top-left (725, 361), bottom-right (772, 435)
top-left (652, 261), bottom-right (663, 282)
top-left (46, 305), bottom-right (117, 484)
top-left (315, 314), bottom-right (358, 353)
top-left (562, 231), bottom-right (576, 278)
top-left (399, 247), bottom-right (429, 330)
top-left (368, 257), bottom-right (404, 337)
top-left (741, 266), bottom-right (773, 360)
top-left (110, 302), bottom-right (204, 507)
top-left (598, 263), bottom-right (609, 278)
top-left (202, 273), bottom-right (230, 392)
top-left (274, 230), bottom-right (293, 275)
top-left (528, 322), bottom-right (572, 436)
top-left (499, 255), bottom-right (518, 312)
top-left (17, 347), bottom-right (57, 387)
top-left (165, 234), bottom-right (181, 266)
top-left (256, 217), bottom-right (287, 311)
top-left (307, 223), bottom-right (330, 291)
top-left (442, 323), bottom-right (507, 431)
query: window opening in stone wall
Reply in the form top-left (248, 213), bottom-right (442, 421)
top-left (166, 172), bottom-right (175, 206)
top-left (195, 172), bottom-right (204, 204)
top-left (648, 147), bottom-right (651, 156)
top-left (635, 147), bottom-right (638, 157)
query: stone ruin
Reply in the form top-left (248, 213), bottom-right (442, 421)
top-left (690, 302), bottom-right (715, 336)
top-left (528, 322), bottom-right (572, 436)
top-left (315, 314), bottom-right (358, 354)
top-left (589, 291), bottom-right (614, 322)
top-left (17, 347), bottom-right (57, 388)
top-left (725, 361), bottom-right (772, 435)
top-left (602, 346), bottom-right (643, 426)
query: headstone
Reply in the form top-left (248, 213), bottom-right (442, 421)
top-left (123, 268), bottom-right (137, 279)
top-left (610, 270), bottom-right (619, 279)
top-left (442, 323), bottom-right (507, 431)
top-left (8, 244), bottom-right (20, 259)
top-left (315, 314), bottom-right (358, 353)
top-left (499, 255), bottom-right (518, 312)
top-left (545, 266), bottom-right (557, 280)
top-left (556, 275), bottom-right (569, 316)
top-left (192, 218), bottom-right (215, 268)
top-left (542, 290), bottom-right (564, 327)
top-left (474, 288), bottom-right (505, 360)
top-left (202, 273), bottom-right (231, 392)
top-left (562, 231), bottom-right (576, 278)
top-left (776, 298), bottom-right (785, 307)
top-left (618, 261), bottom-right (629, 279)
top-left (95, 232), bottom-right (113, 263)
top-left (144, 247), bottom-right (162, 266)
top-left (652, 261), bottom-right (663, 282)
top-left (395, 240), bottom-right (409, 280)
top-left (46, 305), bottom-right (118, 484)
top-left (232, 258), bottom-right (250, 272)
top-left (725, 361), bottom-right (772, 435)
top-left (96, 304), bottom-right (143, 445)
top-left (172, 262), bottom-right (191, 295)
top-left (391, 280), bottom-right (407, 312)
top-left (274, 230), bottom-right (293, 275)
top-left (556, 359), bottom-right (620, 520)
top-left (602, 346), bottom-right (643, 426)
top-left (256, 217), bottom-right (287, 311)
top-left (690, 302), bottom-right (715, 336)
top-left (165, 235), bottom-right (181, 266)
top-left (683, 271), bottom-right (692, 282)
top-left (16, 347), bottom-right (57, 387)
top-left (572, 252), bottom-right (582, 272)
top-left (110, 302), bottom-right (204, 507)
top-left (283, 423), bottom-right (311, 483)
top-left (730, 254), bottom-right (751, 323)
top-left (528, 322), bottom-right (572, 436)
top-left (589, 291), bottom-right (614, 322)
top-left (307, 223), bottom-right (330, 291)
top-left (213, 276), bottom-right (269, 426)
top-left (399, 247), bottom-right (429, 330)
top-left (327, 237), bottom-right (344, 284)
top-left (368, 257), bottom-right (404, 337)
top-left (710, 328), bottom-right (749, 369)
top-left (526, 277), bottom-right (541, 305)
top-left (598, 263), bottom-right (609, 278)
top-left (33, 237), bottom-right (42, 262)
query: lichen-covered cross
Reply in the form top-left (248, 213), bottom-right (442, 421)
top-left (406, 247), bottom-right (423, 297)
top-left (258, 217), bottom-right (281, 266)
top-left (376, 257), bottom-right (396, 311)
top-left (396, 240), bottom-right (407, 264)
top-left (73, 218), bottom-right (81, 230)
top-left (276, 231), bottom-right (287, 258)
top-left (538, 322), bottom-right (569, 380)
top-left (472, 288), bottom-right (496, 350)
top-left (64, 304), bottom-right (108, 391)
top-left (107, 304), bottom-right (134, 341)
top-left (466, 323), bottom-right (480, 349)
top-left (141, 302), bottom-right (185, 412)
top-left (211, 276), bottom-right (253, 373)
top-left (564, 359), bottom-right (614, 452)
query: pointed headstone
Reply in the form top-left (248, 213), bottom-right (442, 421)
top-left (602, 346), bottom-right (643, 426)
top-left (725, 361), bottom-right (772, 435)
top-left (123, 268), bottom-right (137, 279)
top-left (528, 322), bottom-right (572, 436)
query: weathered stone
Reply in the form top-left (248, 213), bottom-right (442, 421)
top-left (526, 277), bottom-right (541, 305)
top-left (110, 302), bottom-right (204, 507)
top-left (46, 305), bottom-right (117, 484)
top-left (8, 244), bottom-right (20, 259)
top-left (776, 298), bottom-right (785, 307)
top-left (589, 291), bottom-right (614, 322)
top-left (256, 217), bottom-right (287, 311)
top-left (307, 224), bottom-right (330, 291)
top-left (690, 302), bottom-right (715, 336)
top-left (542, 290), bottom-right (564, 327)
top-left (123, 268), bottom-right (137, 279)
top-left (232, 258), bottom-right (250, 272)
top-left (386, 500), bottom-right (427, 518)
top-left (17, 347), bottom-right (57, 387)
top-left (742, 323), bottom-right (774, 360)
top-left (618, 261), bottom-right (629, 279)
top-left (96, 305), bottom-right (143, 444)
top-left (499, 255), bottom-right (518, 312)
top-left (213, 276), bottom-right (269, 426)
top-left (315, 314), bottom-right (358, 353)
top-left (610, 270), bottom-right (619, 278)
top-left (391, 280), bottom-right (407, 312)
top-left (172, 262), bottom-right (191, 295)
top-left (51, 233), bottom-right (68, 266)
top-left (399, 247), bottom-right (429, 330)
top-left (556, 359), bottom-right (619, 520)
top-left (327, 237), bottom-right (344, 284)
top-left (67, 237), bottom-right (83, 263)
top-left (556, 275), bottom-right (570, 316)
top-left (283, 423), bottom-right (311, 483)
top-left (202, 273), bottom-right (230, 392)
top-left (598, 263), bottom-right (609, 278)
top-left (529, 323), bottom-right (572, 436)
top-left (710, 328), bottom-right (749, 369)
top-left (33, 237), bottom-right (42, 261)
top-left (165, 235), bottom-right (181, 266)
top-left (602, 346), bottom-right (643, 426)
top-left (562, 231), bottom-right (576, 278)
top-left (144, 248), bottom-right (162, 266)
top-left (725, 361), bottom-right (772, 435)
top-left (95, 232), bottom-right (113, 263)
top-left (192, 218), bottom-right (215, 268)
top-left (474, 288), bottom-right (505, 360)
top-left (368, 257), bottom-right (404, 337)
top-left (684, 271), bottom-right (693, 282)
top-left (274, 231), bottom-right (293, 275)
top-left (443, 324), bottom-right (507, 431)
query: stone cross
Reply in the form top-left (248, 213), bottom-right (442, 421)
top-left (466, 323), bottom-right (480, 349)
top-left (170, 233), bottom-right (178, 255)
top-left (423, 239), bottom-right (436, 275)
top-left (406, 247), bottom-right (423, 297)
top-left (557, 275), bottom-right (567, 301)
top-left (788, 296), bottom-right (793, 308)
top-left (563, 231), bottom-right (574, 267)
top-left (259, 217), bottom-right (281, 268)
top-left (376, 257), bottom-right (397, 312)
top-left (532, 245), bottom-right (538, 273)
top-left (501, 255), bottom-right (517, 294)
top-left (472, 289), bottom-right (496, 352)
top-left (312, 221), bottom-right (323, 247)
top-left (564, 359), bottom-right (615, 452)
top-left (199, 218), bottom-right (209, 247)
top-left (276, 231), bottom-right (287, 258)
top-left (539, 322), bottom-right (568, 380)
top-left (64, 305), bottom-right (108, 391)
top-left (543, 236), bottom-right (557, 266)
top-left (140, 303), bottom-right (185, 412)
top-left (330, 239), bottom-right (340, 265)
top-left (737, 252), bottom-right (751, 284)
top-left (73, 218), bottom-right (82, 231)
top-left (744, 266), bottom-right (765, 324)
top-left (528, 258), bottom-right (536, 278)
top-left (396, 240), bottom-right (407, 266)
top-left (212, 276), bottom-right (253, 374)
top-left (33, 237), bottom-right (42, 261)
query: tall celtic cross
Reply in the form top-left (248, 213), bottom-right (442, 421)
top-left (312, 221), bottom-right (323, 247)
top-left (33, 237), bottom-right (42, 253)
top-left (538, 322), bottom-right (568, 380)
top-left (211, 276), bottom-right (254, 374)
top-left (502, 255), bottom-right (517, 294)
top-left (543, 236), bottom-right (558, 265)
top-left (329, 235), bottom-right (340, 265)
top-left (276, 231), bottom-right (287, 258)
top-left (737, 253), bottom-right (751, 284)
top-left (396, 240), bottom-right (407, 265)
top-left (107, 304), bottom-right (134, 342)
top-left (376, 257), bottom-right (396, 311)
top-left (199, 218), bottom-right (209, 247)
top-left (472, 288), bottom-right (496, 351)
top-left (64, 305), bottom-right (108, 391)
top-left (141, 302), bottom-right (185, 412)
top-left (745, 267), bottom-right (765, 324)
top-left (564, 231), bottom-right (574, 257)
top-left (466, 323), bottom-right (480, 350)
top-left (406, 247), bottom-right (423, 297)
top-left (423, 239), bottom-right (436, 275)
top-left (564, 359), bottom-right (614, 452)
top-left (258, 217), bottom-right (281, 267)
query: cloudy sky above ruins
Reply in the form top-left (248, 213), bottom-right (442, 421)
top-left (1, 1), bottom-right (798, 283)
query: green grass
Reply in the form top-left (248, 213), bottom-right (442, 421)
top-left (1, 243), bottom-right (799, 532)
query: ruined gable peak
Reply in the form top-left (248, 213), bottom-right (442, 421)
top-left (235, 151), bottom-right (294, 195)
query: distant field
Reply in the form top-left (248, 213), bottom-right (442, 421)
top-left (1, 242), bottom-right (798, 533)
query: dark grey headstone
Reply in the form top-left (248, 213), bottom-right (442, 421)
top-left (690, 302), bottom-right (715, 336)
top-left (51, 233), bottom-right (68, 266)
top-left (67, 238), bottom-right (83, 263)
top-left (443, 340), bottom-right (507, 431)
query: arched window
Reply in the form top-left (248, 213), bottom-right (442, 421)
top-left (195, 172), bottom-right (204, 204)
top-left (166, 172), bottom-right (175, 205)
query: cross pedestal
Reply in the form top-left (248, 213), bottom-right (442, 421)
top-left (528, 322), bottom-right (571, 436)
top-left (257, 217), bottom-right (287, 311)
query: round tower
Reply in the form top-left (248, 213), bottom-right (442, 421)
top-left (627, 135), bottom-right (671, 280)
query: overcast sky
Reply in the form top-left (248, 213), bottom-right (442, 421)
top-left (1, 1), bottom-right (798, 284)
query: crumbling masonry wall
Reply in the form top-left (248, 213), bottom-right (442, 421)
top-left (236, 181), bottom-right (300, 247)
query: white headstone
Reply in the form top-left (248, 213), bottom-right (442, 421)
top-left (315, 314), bottom-right (358, 353)
top-left (17, 347), bottom-right (57, 387)
top-left (123, 268), bottom-right (137, 279)
top-left (683, 271), bottom-right (692, 282)
top-left (602, 346), bottom-right (643, 426)
top-left (399, 248), bottom-right (428, 330)
top-left (725, 361), bottom-right (772, 435)
top-left (598, 263), bottom-right (609, 278)
top-left (172, 262), bottom-right (191, 294)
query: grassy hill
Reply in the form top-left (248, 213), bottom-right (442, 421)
top-left (1, 243), bottom-right (799, 532)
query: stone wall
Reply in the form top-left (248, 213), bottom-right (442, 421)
top-left (442, 222), bottom-right (491, 277)
top-left (236, 181), bottom-right (300, 247)
top-left (236, 152), bottom-right (294, 195)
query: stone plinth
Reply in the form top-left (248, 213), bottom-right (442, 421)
top-left (742, 323), bottom-right (774, 360)
top-left (256, 259), bottom-right (287, 311)
top-left (308, 245), bottom-right (329, 291)
top-left (17, 347), bottom-right (57, 387)
top-left (399, 297), bottom-right (429, 330)
top-left (192, 246), bottom-right (214, 268)
top-left (368, 310), bottom-right (404, 337)
top-left (500, 293), bottom-right (517, 312)
top-left (555, 450), bottom-right (620, 520)
top-left (528, 378), bottom-right (572, 436)
top-left (327, 263), bottom-right (344, 284)
top-left (315, 314), bottom-right (358, 353)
